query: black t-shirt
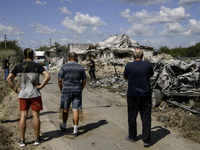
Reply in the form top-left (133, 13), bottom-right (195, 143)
top-left (4, 59), bottom-right (9, 68)
top-left (90, 60), bottom-right (95, 69)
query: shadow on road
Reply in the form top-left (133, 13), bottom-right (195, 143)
top-left (137, 126), bottom-right (170, 146)
top-left (41, 119), bottom-right (108, 143)
top-left (1, 111), bottom-right (59, 123)
top-left (78, 119), bottom-right (108, 135)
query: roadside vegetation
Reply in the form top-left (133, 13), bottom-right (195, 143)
top-left (158, 42), bottom-right (200, 57)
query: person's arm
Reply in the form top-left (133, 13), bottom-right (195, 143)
top-left (6, 73), bottom-right (19, 93)
top-left (82, 80), bottom-right (86, 90)
top-left (58, 78), bottom-right (63, 92)
top-left (36, 71), bottom-right (51, 90)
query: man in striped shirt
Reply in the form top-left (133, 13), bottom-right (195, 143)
top-left (58, 52), bottom-right (86, 136)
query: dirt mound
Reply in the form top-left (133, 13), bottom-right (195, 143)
top-left (153, 104), bottom-right (200, 143)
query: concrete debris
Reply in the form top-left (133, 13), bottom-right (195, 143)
top-left (87, 53), bottom-right (200, 113)
top-left (89, 74), bottom-right (128, 97)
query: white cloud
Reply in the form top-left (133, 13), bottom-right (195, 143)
top-left (120, 6), bottom-right (191, 24)
top-left (0, 24), bottom-right (24, 35)
top-left (160, 19), bottom-right (200, 37)
top-left (142, 38), bottom-right (166, 49)
top-left (59, 7), bottom-right (72, 14)
top-left (92, 27), bottom-right (102, 34)
top-left (60, 0), bottom-right (73, 3)
top-left (120, 9), bottom-right (131, 19)
top-left (35, 0), bottom-right (47, 5)
top-left (30, 23), bottom-right (56, 34)
top-left (119, 0), bottom-right (166, 6)
top-left (74, 12), bottom-right (107, 26)
top-left (178, 0), bottom-right (200, 5)
top-left (61, 17), bottom-right (88, 34)
top-left (61, 12), bottom-right (107, 35)
top-left (126, 23), bottom-right (156, 36)
top-left (187, 19), bottom-right (200, 35)
top-left (160, 22), bottom-right (186, 36)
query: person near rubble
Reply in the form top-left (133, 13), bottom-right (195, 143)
top-left (88, 55), bottom-right (96, 79)
top-left (123, 48), bottom-right (154, 147)
top-left (6, 48), bottom-right (51, 147)
top-left (34, 56), bottom-right (40, 64)
top-left (58, 52), bottom-right (86, 136)
top-left (45, 58), bottom-right (50, 71)
top-left (4, 56), bottom-right (10, 80)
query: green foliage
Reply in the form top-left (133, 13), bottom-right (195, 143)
top-left (54, 42), bottom-right (69, 57)
top-left (158, 42), bottom-right (200, 57)
top-left (0, 40), bottom-right (23, 68)
top-left (35, 46), bottom-right (49, 51)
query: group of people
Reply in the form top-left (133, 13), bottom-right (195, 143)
top-left (6, 48), bottom-right (153, 148)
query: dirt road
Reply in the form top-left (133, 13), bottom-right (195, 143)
top-left (37, 72), bottom-right (200, 150)
top-left (1, 71), bottom-right (200, 150)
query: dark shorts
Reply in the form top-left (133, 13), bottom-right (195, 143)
top-left (19, 96), bottom-right (43, 111)
top-left (60, 91), bottom-right (82, 110)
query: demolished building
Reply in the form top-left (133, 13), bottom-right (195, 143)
top-left (69, 34), bottom-right (154, 61)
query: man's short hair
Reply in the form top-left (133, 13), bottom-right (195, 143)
top-left (133, 49), bottom-right (143, 59)
top-left (24, 48), bottom-right (34, 59)
top-left (69, 52), bottom-right (77, 60)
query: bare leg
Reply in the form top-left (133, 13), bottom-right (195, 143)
top-left (32, 111), bottom-right (40, 139)
top-left (19, 111), bottom-right (28, 140)
top-left (73, 109), bottom-right (79, 125)
top-left (63, 109), bottom-right (68, 123)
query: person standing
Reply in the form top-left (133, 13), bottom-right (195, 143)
top-left (88, 55), bottom-right (96, 79)
top-left (34, 56), bottom-right (40, 64)
top-left (58, 52), bottom-right (86, 136)
top-left (45, 58), bottom-right (49, 71)
top-left (4, 56), bottom-right (10, 80)
top-left (6, 48), bottom-right (51, 147)
top-left (123, 49), bottom-right (154, 147)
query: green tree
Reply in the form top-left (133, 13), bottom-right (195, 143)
top-left (159, 46), bottom-right (170, 54)
top-left (0, 40), bottom-right (23, 68)
top-left (35, 46), bottom-right (49, 51)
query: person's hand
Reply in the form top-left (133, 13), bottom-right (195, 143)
top-left (15, 88), bottom-right (22, 93)
top-left (36, 84), bottom-right (42, 90)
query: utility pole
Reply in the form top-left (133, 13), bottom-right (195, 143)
top-left (4, 34), bottom-right (6, 49)
top-left (50, 38), bottom-right (51, 47)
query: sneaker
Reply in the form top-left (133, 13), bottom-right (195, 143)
top-left (18, 139), bottom-right (25, 147)
top-left (126, 135), bottom-right (136, 143)
top-left (59, 124), bottom-right (67, 132)
top-left (34, 137), bottom-right (43, 146)
top-left (144, 142), bottom-right (150, 147)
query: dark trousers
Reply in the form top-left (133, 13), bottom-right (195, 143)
top-left (89, 68), bottom-right (96, 79)
top-left (127, 96), bottom-right (152, 143)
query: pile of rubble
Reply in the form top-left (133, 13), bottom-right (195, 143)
top-left (89, 74), bottom-right (128, 96)
top-left (87, 53), bottom-right (200, 113)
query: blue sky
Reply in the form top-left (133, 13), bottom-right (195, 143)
top-left (0, 0), bottom-right (200, 50)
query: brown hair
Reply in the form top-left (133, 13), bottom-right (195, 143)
top-left (69, 52), bottom-right (77, 61)
top-left (24, 48), bottom-right (34, 59)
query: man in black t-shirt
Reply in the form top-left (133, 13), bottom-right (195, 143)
top-left (123, 49), bottom-right (154, 147)
top-left (4, 56), bottom-right (10, 80)
top-left (88, 56), bottom-right (96, 79)
top-left (6, 48), bottom-right (51, 147)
